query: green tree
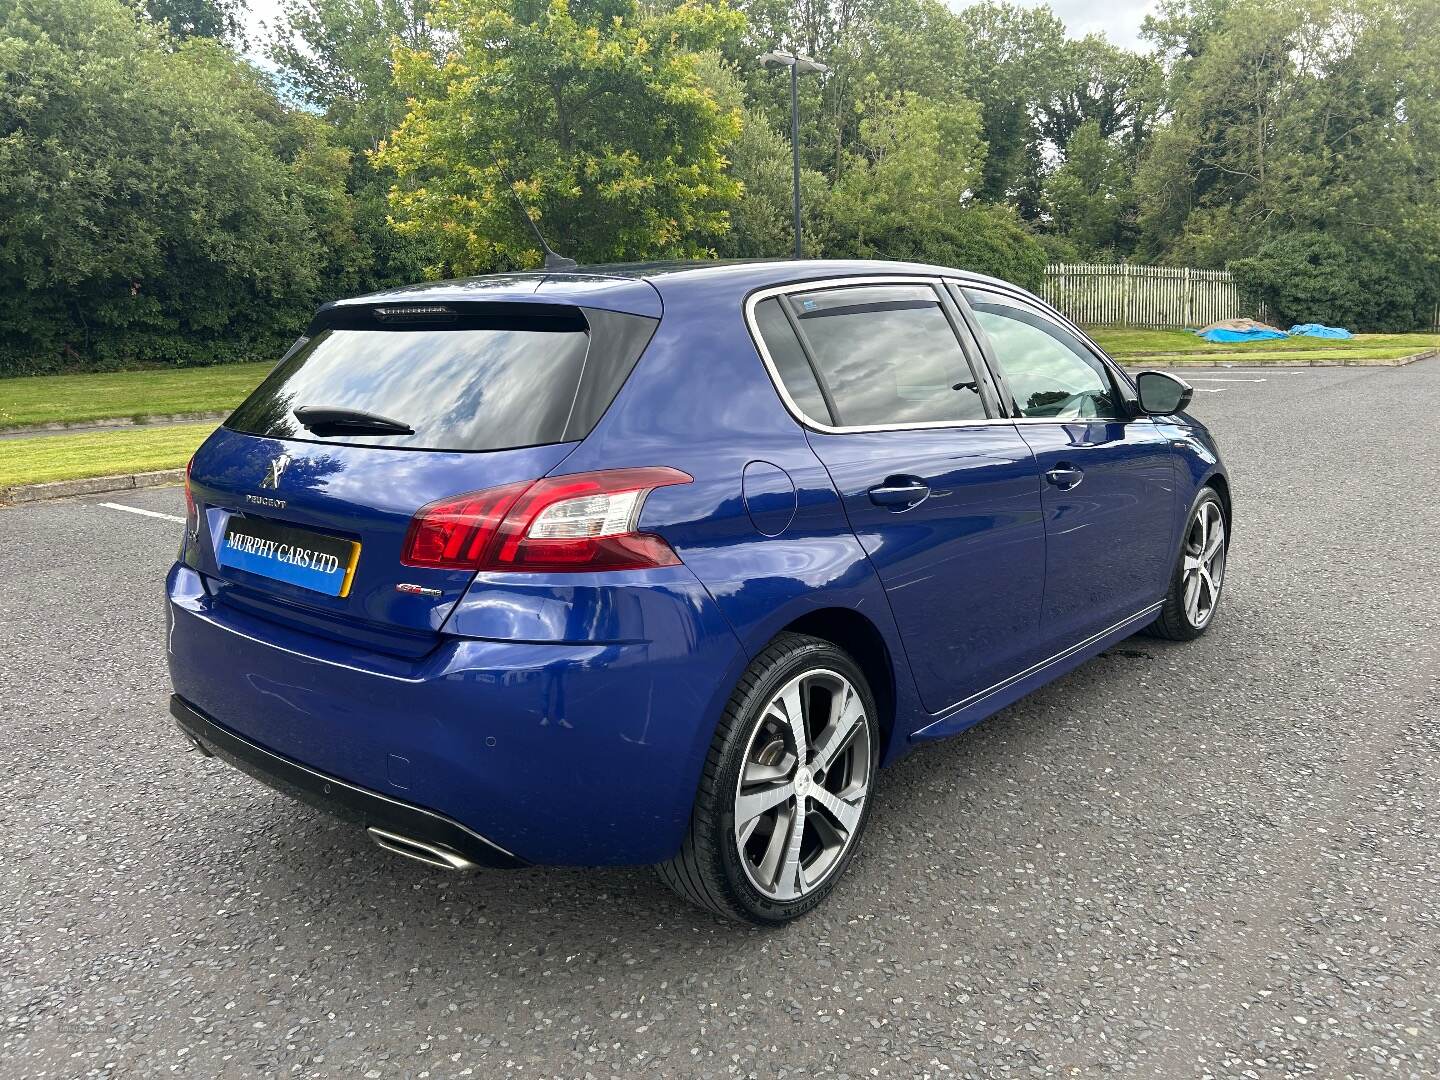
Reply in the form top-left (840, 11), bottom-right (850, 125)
top-left (1135, 0), bottom-right (1440, 331)
top-left (0, 0), bottom-right (357, 371)
top-left (691, 52), bottom-right (830, 258)
top-left (267, 0), bottom-right (443, 288)
top-left (953, 1), bottom-right (1067, 214)
top-left (1141, 0), bottom-right (1237, 97)
top-left (137, 0), bottom-right (246, 42)
top-left (822, 92), bottom-right (1044, 287)
top-left (268, 0), bottom-right (436, 151)
top-left (728, 0), bottom-right (971, 188)
top-left (715, 108), bottom-right (833, 257)
top-left (1039, 35), bottom-right (1160, 154)
top-left (374, 0), bottom-right (746, 272)
top-left (1043, 119), bottom-right (1134, 257)
top-left (829, 91), bottom-right (986, 244)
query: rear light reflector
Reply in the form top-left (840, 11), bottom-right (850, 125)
top-left (401, 467), bottom-right (692, 572)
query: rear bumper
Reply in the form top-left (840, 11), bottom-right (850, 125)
top-left (171, 694), bottom-right (525, 869)
top-left (165, 562), bottom-right (745, 865)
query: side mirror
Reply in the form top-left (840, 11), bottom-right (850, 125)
top-left (1135, 370), bottom-right (1194, 415)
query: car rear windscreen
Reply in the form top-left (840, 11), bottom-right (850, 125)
top-left (226, 306), bottom-right (655, 452)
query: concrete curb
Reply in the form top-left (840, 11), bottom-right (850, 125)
top-left (2, 468), bottom-right (184, 506)
top-left (0, 412), bottom-right (227, 439)
top-left (1121, 348), bottom-right (1437, 369)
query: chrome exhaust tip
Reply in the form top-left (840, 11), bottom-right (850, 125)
top-left (367, 826), bottom-right (481, 873)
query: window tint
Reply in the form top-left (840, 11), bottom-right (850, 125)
top-left (752, 297), bottom-right (833, 424)
top-left (227, 307), bottom-right (654, 452)
top-left (963, 290), bottom-right (1121, 419)
top-left (785, 284), bottom-right (985, 427)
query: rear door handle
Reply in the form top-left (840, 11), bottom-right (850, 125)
top-left (1045, 465), bottom-right (1084, 490)
top-left (868, 477), bottom-right (931, 508)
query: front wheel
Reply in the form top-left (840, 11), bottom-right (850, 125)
top-left (1145, 488), bottom-right (1228, 641)
top-left (658, 633), bottom-right (879, 924)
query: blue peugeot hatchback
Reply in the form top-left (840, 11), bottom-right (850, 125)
top-left (168, 260), bottom-right (1230, 923)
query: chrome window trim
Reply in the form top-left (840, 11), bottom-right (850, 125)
top-left (1006, 415), bottom-right (1157, 426)
top-left (743, 275), bottom-right (1013, 435)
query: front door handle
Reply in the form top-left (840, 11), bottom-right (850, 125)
top-left (1045, 465), bottom-right (1084, 490)
top-left (868, 477), bottom-right (931, 508)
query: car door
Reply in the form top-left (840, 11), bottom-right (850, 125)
top-left (956, 285), bottom-right (1177, 653)
top-left (749, 279), bottom-right (1048, 714)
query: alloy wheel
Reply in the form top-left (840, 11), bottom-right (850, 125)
top-left (1182, 501), bottom-right (1226, 628)
top-left (733, 669), bottom-right (872, 901)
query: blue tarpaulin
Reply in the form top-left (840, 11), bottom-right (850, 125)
top-left (1199, 327), bottom-right (1288, 343)
top-left (1289, 323), bottom-right (1353, 339)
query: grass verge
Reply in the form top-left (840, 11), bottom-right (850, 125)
top-left (0, 424), bottom-right (212, 489)
top-left (1090, 328), bottom-right (1440, 361)
top-left (1116, 349), bottom-right (1421, 364)
top-left (0, 363), bottom-right (271, 431)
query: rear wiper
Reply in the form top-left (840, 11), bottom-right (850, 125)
top-left (293, 405), bottom-right (414, 437)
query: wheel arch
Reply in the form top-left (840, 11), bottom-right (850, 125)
top-left (1203, 471), bottom-right (1232, 535)
top-left (776, 607), bottom-right (899, 763)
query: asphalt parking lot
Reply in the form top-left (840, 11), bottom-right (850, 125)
top-left (3, 360), bottom-right (1437, 1079)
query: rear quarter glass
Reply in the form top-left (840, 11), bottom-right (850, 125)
top-left (226, 305), bottom-right (657, 453)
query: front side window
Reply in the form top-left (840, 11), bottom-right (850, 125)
top-left (963, 290), bottom-right (1122, 420)
top-left (756, 284), bottom-right (986, 428)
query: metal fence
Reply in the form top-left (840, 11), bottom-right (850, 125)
top-left (1041, 263), bottom-right (1255, 329)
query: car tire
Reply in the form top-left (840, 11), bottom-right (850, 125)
top-left (657, 632), bottom-right (880, 925)
top-left (1143, 487), bottom-right (1228, 642)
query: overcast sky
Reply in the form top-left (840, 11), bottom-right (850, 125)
top-left (242, 0), bottom-right (1159, 54)
top-left (990, 0), bottom-right (1158, 49)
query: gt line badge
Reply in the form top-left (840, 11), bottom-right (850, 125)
top-left (260, 453), bottom-right (292, 490)
top-left (396, 583), bottom-right (443, 597)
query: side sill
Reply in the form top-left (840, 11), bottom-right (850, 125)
top-left (909, 602), bottom-right (1164, 744)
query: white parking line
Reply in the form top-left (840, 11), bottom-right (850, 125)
top-left (100, 501), bottom-right (186, 524)
top-left (1188, 377), bottom-right (1266, 383)
top-left (1191, 387), bottom-right (1228, 393)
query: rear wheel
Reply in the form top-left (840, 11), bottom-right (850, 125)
top-left (658, 633), bottom-right (879, 924)
top-left (1145, 488), bottom-right (1228, 641)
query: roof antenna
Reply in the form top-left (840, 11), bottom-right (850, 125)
top-left (492, 158), bottom-right (577, 272)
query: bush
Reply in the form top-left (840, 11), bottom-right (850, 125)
top-left (930, 205), bottom-right (1048, 293)
top-left (1229, 232), bottom-right (1438, 332)
top-left (0, 0), bottom-right (362, 375)
top-left (830, 204), bottom-right (1047, 293)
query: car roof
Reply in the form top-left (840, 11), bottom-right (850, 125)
top-left (326, 259), bottom-right (1024, 319)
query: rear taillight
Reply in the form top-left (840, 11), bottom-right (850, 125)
top-left (401, 467), bottom-right (693, 572)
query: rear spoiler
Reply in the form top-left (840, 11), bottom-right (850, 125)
top-left (306, 301), bottom-right (591, 336)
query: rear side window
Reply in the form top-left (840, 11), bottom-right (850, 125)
top-left (756, 284), bottom-right (986, 428)
top-left (227, 306), bottom-right (655, 452)
top-left (752, 297), bottom-right (833, 424)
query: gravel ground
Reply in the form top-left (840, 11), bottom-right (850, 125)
top-left (2, 361), bottom-right (1437, 1079)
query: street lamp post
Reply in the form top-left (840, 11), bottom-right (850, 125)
top-left (757, 51), bottom-right (828, 260)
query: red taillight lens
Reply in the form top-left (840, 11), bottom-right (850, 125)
top-left (400, 481), bottom-right (532, 568)
top-left (400, 467), bottom-right (692, 572)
